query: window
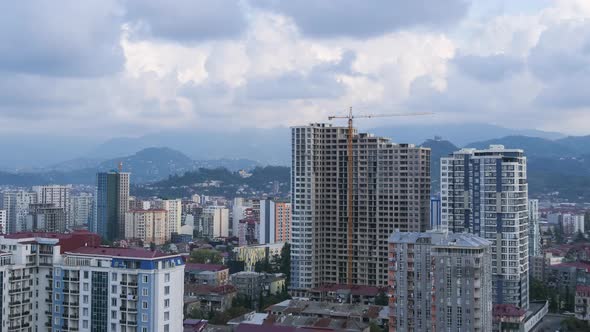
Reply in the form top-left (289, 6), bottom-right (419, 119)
top-left (142, 314), bottom-right (148, 322)
top-left (142, 275), bottom-right (148, 283)
top-left (83, 320), bottom-right (89, 328)
top-left (164, 299), bottom-right (170, 308)
top-left (111, 285), bottom-right (117, 293)
top-left (164, 324), bottom-right (169, 332)
top-left (56, 281), bottom-right (61, 288)
top-left (165, 273), bottom-right (170, 282)
top-left (142, 301), bottom-right (148, 309)
top-left (83, 283), bottom-right (89, 291)
top-left (164, 286), bottom-right (170, 295)
top-left (142, 328), bottom-right (148, 332)
top-left (55, 293), bottom-right (60, 300)
top-left (55, 305), bottom-right (59, 313)
top-left (112, 272), bottom-right (117, 281)
top-left (84, 271), bottom-right (89, 279)
top-left (142, 288), bottom-right (148, 296)
top-left (83, 308), bottom-right (89, 316)
top-left (54, 268), bottom-right (61, 276)
top-left (164, 311), bottom-right (169, 321)
top-left (111, 298), bottom-right (117, 306)
top-left (54, 317), bottom-right (60, 324)
top-left (111, 310), bottom-right (117, 319)
top-left (83, 295), bottom-right (89, 304)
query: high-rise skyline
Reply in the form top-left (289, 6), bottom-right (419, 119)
top-left (290, 123), bottom-right (431, 294)
top-left (94, 171), bottom-right (130, 241)
top-left (441, 145), bottom-right (529, 309)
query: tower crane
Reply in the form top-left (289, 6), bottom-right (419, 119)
top-left (328, 107), bottom-right (433, 286)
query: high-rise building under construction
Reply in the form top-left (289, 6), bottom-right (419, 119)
top-left (290, 123), bottom-right (431, 294)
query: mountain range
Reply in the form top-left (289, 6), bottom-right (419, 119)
top-left (1, 126), bottom-right (590, 201)
top-left (0, 123), bottom-right (575, 170)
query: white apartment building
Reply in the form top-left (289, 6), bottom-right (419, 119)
top-left (0, 209), bottom-right (6, 234)
top-left (1, 190), bottom-right (37, 234)
top-left (33, 185), bottom-right (71, 226)
top-left (69, 193), bottom-right (94, 227)
top-left (200, 207), bottom-right (229, 238)
top-left (291, 124), bottom-right (431, 294)
top-left (153, 199), bottom-right (182, 237)
top-left (529, 199), bottom-right (541, 257)
top-left (0, 233), bottom-right (184, 332)
top-left (125, 209), bottom-right (169, 245)
top-left (52, 247), bottom-right (184, 332)
top-left (441, 145), bottom-right (529, 309)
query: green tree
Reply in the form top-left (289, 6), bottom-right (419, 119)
top-left (280, 243), bottom-right (291, 282)
top-left (369, 322), bottom-right (383, 332)
top-left (561, 317), bottom-right (590, 331)
top-left (529, 278), bottom-right (550, 301)
top-left (374, 291), bottom-right (388, 306)
top-left (189, 249), bottom-right (223, 264)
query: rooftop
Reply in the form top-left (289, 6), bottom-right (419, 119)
top-left (552, 261), bottom-right (590, 273)
top-left (185, 263), bottom-right (227, 272)
top-left (66, 246), bottom-right (176, 259)
top-left (185, 284), bottom-right (237, 296)
top-left (493, 304), bottom-right (526, 318)
top-left (310, 284), bottom-right (382, 297)
top-left (389, 231), bottom-right (491, 248)
top-left (577, 285), bottom-right (590, 297)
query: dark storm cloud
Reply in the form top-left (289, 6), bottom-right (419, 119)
top-left (453, 54), bottom-right (524, 82)
top-left (0, 1), bottom-right (125, 77)
top-left (124, 0), bottom-right (247, 42)
top-left (254, 0), bottom-right (471, 38)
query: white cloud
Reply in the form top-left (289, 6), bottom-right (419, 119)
top-left (0, 0), bottom-right (589, 137)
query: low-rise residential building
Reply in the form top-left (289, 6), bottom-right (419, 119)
top-left (545, 262), bottom-right (590, 293)
top-left (185, 263), bottom-right (229, 286)
top-left (230, 272), bottom-right (286, 299)
top-left (234, 242), bottom-right (284, 272)
top-left (492, 301), bottom-right (548, 332)
top-left (184, 284), bottom-right (237, 313)
top-left (307, 284), bottom-right (382, 305)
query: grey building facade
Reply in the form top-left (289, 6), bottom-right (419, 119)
top-left (291, 123), bottom-right (431, 294)
top-left (388, 231), bottom-right (493, 332)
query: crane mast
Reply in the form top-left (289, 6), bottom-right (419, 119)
top-left (328, 108), bottom-right (432, 286)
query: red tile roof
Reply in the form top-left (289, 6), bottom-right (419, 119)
top-left (4, 231), bottom-right (101, 253)
top-left (577, 285), bottom-right (590, 297)
top-left (493, 304), bottom-right (526, 318)
top-left (185, 263), bottom-right (227, 272)
top-left (66, 246), bottom-right (174, 259)
top-left (185, 284), bottom-right (237, 295)
top-left (552, 262), bottom-right (590, 273)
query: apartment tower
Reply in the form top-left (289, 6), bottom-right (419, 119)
top-left (388, 231), bottom-right (493, 331)
top-left (94, 171), bottom-right (130, 241)
top-left (441, 145), bottom-right (529, 309)
top-left (291, 123), bottom-right (431, 294)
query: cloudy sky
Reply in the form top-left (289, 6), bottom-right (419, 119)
top-left (1, 0), bottom-right (590, 137)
